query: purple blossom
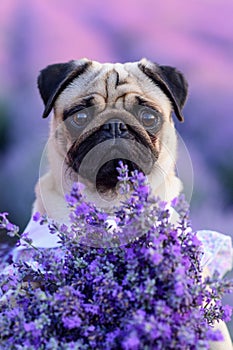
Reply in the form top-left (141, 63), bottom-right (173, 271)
top-left (24, 321), bottom-right (37, 332)
top-left (96, 212), bottom-right (108, 222)
top-left (0, 164), bottom-right (232, 349)
top-left (74, 202), bottom-right (90, 216)
top-left (5, 222), bottom-right (15, 231)
top-left (147, 248), bottom-right (163, 265)
top-left (222, 304), bottom-right (232, 322)
top-left (206, 329), bottom-right (224, 342)
top-left (174, 281), bottom-right (184, 296)
top-left (60, 223), bottom-right (68, 233)
top-left (48, 222), bottom-right (59, 234)
top-left (33, 212), bottom-right (41, 222)
top-left (122, 331), bottom-right (140, 350)
top-left (0, 212), bottom-right (19, 238)
top-left (62, 315), bottom-right (82, 329)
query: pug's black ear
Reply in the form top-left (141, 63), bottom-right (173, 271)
top-left (37, 59), bottom-right (92, 118)
top-left (138, 59), bottom-right (188, 122)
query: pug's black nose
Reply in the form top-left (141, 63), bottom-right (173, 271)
top-left (102, 119), bottom-right (128, 138)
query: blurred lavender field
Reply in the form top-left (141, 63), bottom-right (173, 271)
top-left (0, 0), bottom-right (233, 331)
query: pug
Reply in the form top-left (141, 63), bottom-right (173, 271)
top-left (22, 59), bottom-right (233, 349)
top-left (34, 58), bottom-right (188, 222)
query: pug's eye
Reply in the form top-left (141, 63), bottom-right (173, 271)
top-left (138, 108), bottom-right (160, 129)
top-left (73, 111), bottom-right (89, 126)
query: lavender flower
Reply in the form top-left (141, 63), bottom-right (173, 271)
top-left (0, 212), bottom-right (19, 237)
top-left (0, 164), bottom-right (232, 349)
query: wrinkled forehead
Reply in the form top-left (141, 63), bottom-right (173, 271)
top-left (55, 61), bottom-right (172, 116)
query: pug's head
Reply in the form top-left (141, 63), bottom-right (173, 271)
top-left (38, 58), bottom-right (188, 194)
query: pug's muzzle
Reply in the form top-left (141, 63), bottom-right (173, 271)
top-left (66, 114), bottom-right (157, 192)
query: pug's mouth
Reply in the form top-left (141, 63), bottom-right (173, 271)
top-left (94, 158), bottom-right (140, 192)
top-left (66, 124), bottom-right (157, 192)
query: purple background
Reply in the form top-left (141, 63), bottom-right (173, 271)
top-left (0, 0), bottom-right (233, 337)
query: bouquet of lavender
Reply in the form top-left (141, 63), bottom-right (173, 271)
top-left (0, 163), bottom-right (232, 349)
